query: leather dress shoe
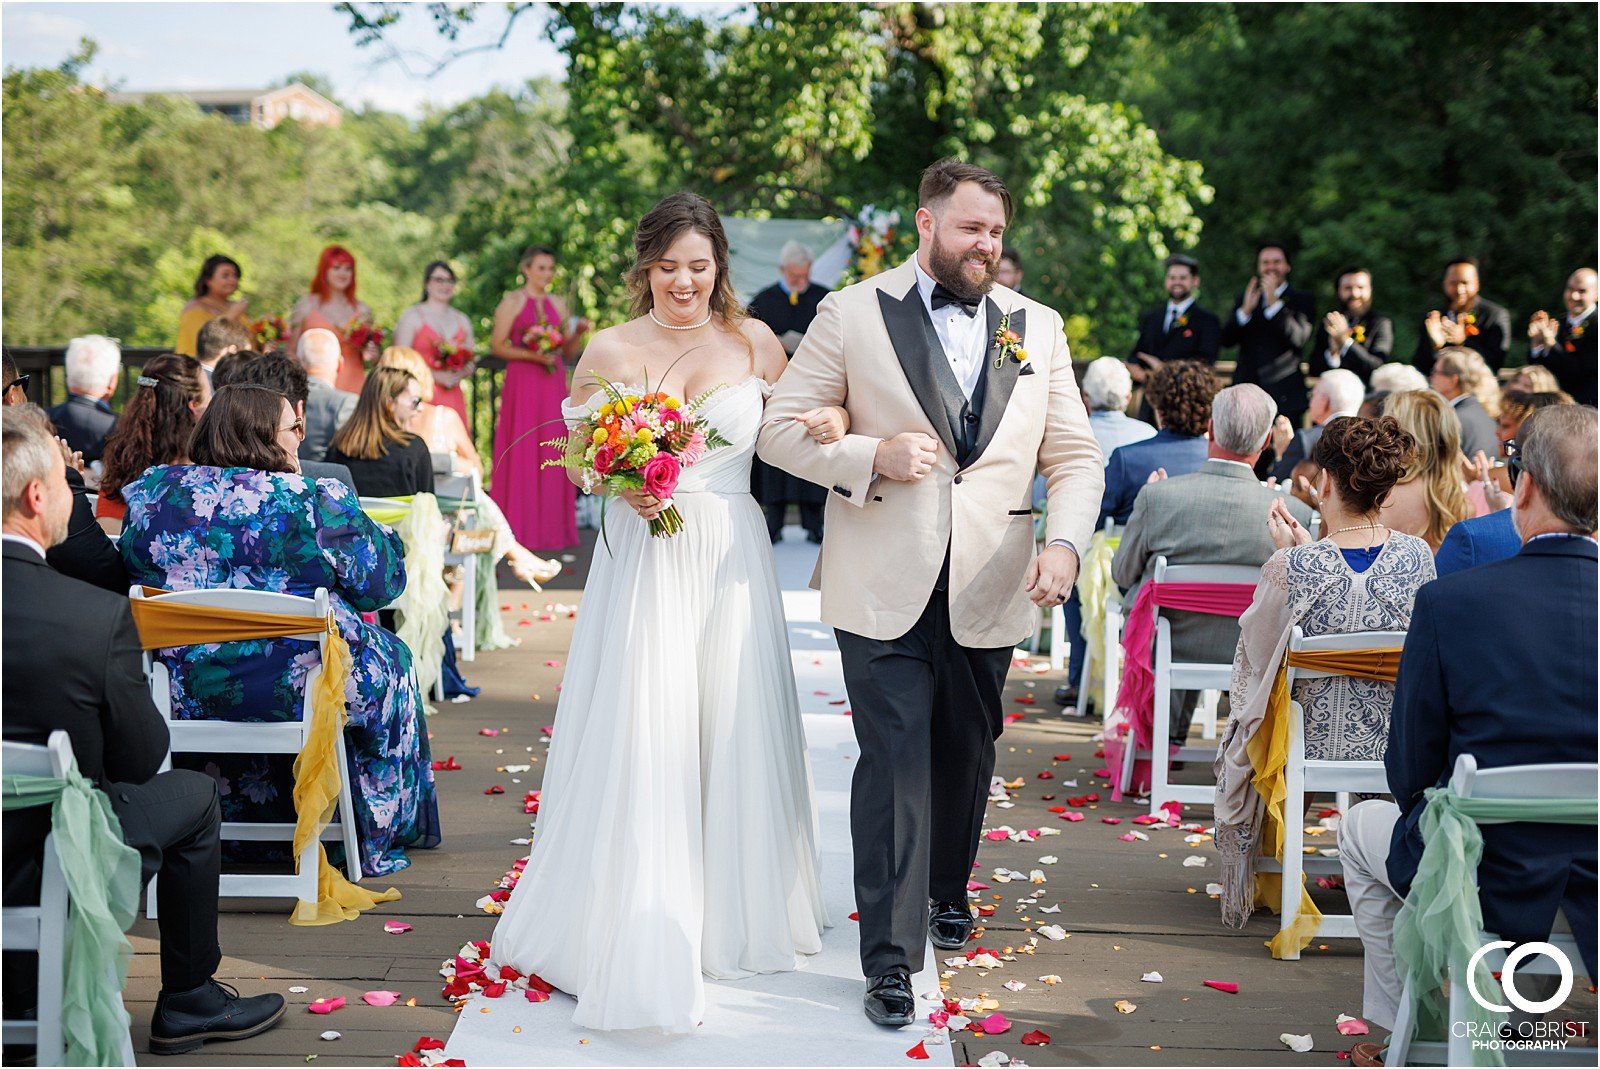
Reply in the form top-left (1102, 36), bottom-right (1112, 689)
top-left (863, 971), bottom-right (915, 1026)
top-left (149, 980), bottom-right (286, 1055)
top-left (1054, 684), bottom-right (1079, 707)
top-left (928, 899), bottom-right (974, 950)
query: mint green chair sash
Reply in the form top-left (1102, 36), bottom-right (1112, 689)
top-left (1393, 788), bottom-right (1597, 1068)
top-left (2, 770), bottom-right (141, 1066)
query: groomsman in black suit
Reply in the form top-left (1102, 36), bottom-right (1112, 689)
top-left (1128, 254), bottom-right (1221, 382)
top-left (1308, 266), bottom-right (1394, 384)
top-left (1527, 267), bottom-right (1597, 405)
top-left (1219, 241), bottom-right (1315, 421)
top-left (1411, 257), bottom-right (1512, 375)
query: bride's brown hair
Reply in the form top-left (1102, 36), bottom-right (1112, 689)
top-left (625, 192), bottom-right (751, 358)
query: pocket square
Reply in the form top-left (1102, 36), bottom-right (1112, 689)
top-left (1019, 363), bottom-right (1037, 376)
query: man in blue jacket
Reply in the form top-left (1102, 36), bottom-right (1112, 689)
top-left (1337, 404), bottom-right (1598, 1037)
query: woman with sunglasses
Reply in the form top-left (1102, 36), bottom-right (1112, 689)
top-left (324, 367), bottom-right (435, 499)
top-left (394, 261), bottom-right (475, 430)
top-left (119, 382), bottom-right (441, 877)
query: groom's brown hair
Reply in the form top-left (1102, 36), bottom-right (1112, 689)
top-left (918, 159), bottom-right (1014, 225)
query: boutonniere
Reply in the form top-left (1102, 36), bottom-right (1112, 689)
top-left (1174, 314), bottom-right (1189, 329)
top-left (993, 312), bottom-right (1027, 370)
top-left (1352, 324), bottom-right (1367, 343)
top-left (1461, 312), bottom-right (1480, 337)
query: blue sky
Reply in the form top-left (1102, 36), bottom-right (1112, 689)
top-left (2, 2), bottom-right (573, 115)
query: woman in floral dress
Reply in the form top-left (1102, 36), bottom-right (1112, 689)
top-left (120, 382), bottom-right (441, 877)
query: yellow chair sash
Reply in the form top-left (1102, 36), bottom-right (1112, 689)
top-left (1247, 645), bottom-right (1404, 958)
top-left (128, 589), bottom-right (401, 926)
top-left (1076, 531), bottom-right (1122, 693)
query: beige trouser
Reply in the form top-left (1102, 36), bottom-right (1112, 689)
top-left (1338, 799), bottom-right (1405, 1030)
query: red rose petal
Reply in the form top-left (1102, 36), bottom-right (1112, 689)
top-left (1053, 753), bottom-right (1072, 761)
top-left (1021, 1029), bottom-right (1051, 1045)
top-left (484, 785), bottom-right (505, 795)
top-left (849, 911), bottom-right (859, 921)
top-left (413, 1037), bottom-right (446, 1052)
top-left (1203, 980), bottom-right (1240, 994)
top-left (906, 1041), bottom-right (931, 1059)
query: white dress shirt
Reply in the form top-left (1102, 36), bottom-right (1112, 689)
top-left (1238, 282), bottom-right (1287, 325)
top-left (1163, 295), bottom-right (1196, 333)
top-left (913, 257), bottom-right (987, 400)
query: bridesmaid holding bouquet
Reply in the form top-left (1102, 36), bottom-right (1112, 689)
top-left (289, 245), bottom-right (378, 395)
top-left (489, 245), bottom-right (590, 550)
top-left (394, 260), bottom-right (475, 429)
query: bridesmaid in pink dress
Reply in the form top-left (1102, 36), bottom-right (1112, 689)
top-left (394, 261), bottom-right (475, 428)
top-left (489, 245), bottom-right (591, 550)
top-left (289, 245), bottom-right (376, 395)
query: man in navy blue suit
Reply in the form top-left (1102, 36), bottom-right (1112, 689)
top-left (1337, 404), bottom-right (1598, 1035)
top-left (1433, 508), bottom-right (1520, 577)
top-left (1098, 360), bottom-right (1215, 525)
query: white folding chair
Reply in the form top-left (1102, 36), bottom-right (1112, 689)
top-left (1256, 626), bottom-right (1403, 958)
top-left (133, 586), bottom-right (361, 920)
top-left (434, 466), bottom-right (482, 663)
top-left (1121, 557), bottom-right (1259, 815)
top-left (1, 732), bottom-right (136, 1066)
top-left (1388, 754), bottom-right (1597, 1067)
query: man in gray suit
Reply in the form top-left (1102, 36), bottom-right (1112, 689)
top-left (1112, 383), bottom-right (1314, 740)
top-left (297, 328), bottom-right (358, 463)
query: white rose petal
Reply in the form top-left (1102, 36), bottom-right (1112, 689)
top-left (1280, 1033), bottom-right (1314, 1053)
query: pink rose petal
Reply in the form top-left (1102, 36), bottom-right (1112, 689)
top-left (1061, 812), bottom-right (1085, 822)
top-left (1336, 1015), bottom-right (1370, 1036)
top-left (1203, 980), bottom-right (1240, 994)
top-left (361, 990), bottom-right (401, 1007)
top-left (383, 921), bottom-right (412, 934)
top-left (978, 1012), bottom-right (1012, 1035)
top-left (1101, 817), bottom-right (1122, 824)
top-left (308, 996), bottom-right (345, 1014)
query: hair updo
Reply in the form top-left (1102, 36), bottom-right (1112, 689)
top-left (1311, 416), bottom-right (1416, 514)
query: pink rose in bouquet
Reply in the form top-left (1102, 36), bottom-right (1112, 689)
top-left (641, 452), bottom-right (681, 501)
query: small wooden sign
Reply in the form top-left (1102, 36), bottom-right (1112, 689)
top-left (450, 528), bottom-right (495, 555)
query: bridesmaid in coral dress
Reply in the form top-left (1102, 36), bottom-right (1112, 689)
top-left (290, 245), bottom-right (377, 395)
top-left (489, 245), bottom-right (590, 550)
top-left (394, 261), bottom-right (475, 429)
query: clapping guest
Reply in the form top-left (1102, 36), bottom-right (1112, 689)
top-left (324, 367), bottom-right (435, 499)
top-left (394, 261), bottom-right (475, 429)
top-left (1338, 405), bottom-right (1596, 1051)
top-left (1309, 267), bottom-right (1394, 383)
top-left (1411, 257), bottom-right (1512, 375)
top-left (47, 335), bottom-right (121, 463)
top-left (118, 384), bottom-right (441, 877)
top-left (96, 353), bottom-right (210, 531)
top-left (1526, 267), bottom-right (1597, 405)
top-left (1378, 390), bottom-right (1472, 550)
top-left (1099, 360), bottom-right (1216, 524)
top-left (1217, 417), bottom-right (1434, 929)
top-left (1220, 242), bottom-right (1316, 421)
top-left (2, 405), bottom-right (287, 1055)
top-left (1426, 346), bottom-right (1500, 459)
top-left (289, 245), bottom-right (375, 395)
top-left (176, 254), bottom-right (248, 359)
top-left (1264, 368), bottom-right (1365, 482)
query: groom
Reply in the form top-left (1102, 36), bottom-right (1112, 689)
top-left (758, 159), bottom-right (1104, 1025)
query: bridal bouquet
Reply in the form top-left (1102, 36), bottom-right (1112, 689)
top-left (544, 375), bottom-right (729, 538)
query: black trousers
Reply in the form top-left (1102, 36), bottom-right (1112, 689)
top-left (108, 770), bottom-right (223, 992)
top-left (763, 501), bottom-right (824, 541)
top-left (835, 592), bottom-right (1012, 977)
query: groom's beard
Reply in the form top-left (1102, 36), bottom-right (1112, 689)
top-left (928, 233), bottom-right (999, 302)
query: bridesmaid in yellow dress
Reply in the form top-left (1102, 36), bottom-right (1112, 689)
top-left (393, 261), bottom-right (475, 429)
top-left (289, 245), bottom-right (376, 395)
top-left (175, 254), bottom-right (248, 357)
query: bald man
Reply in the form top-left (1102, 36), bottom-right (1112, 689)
top-left (1528, 268), bottom-right (1598, 405)
top-left (296, 328), bottom-right (358, 461)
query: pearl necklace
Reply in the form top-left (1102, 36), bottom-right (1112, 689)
top-left (1327, 521), bottom-right (1387, 539)
top-left (649, 308), bottom-right (711, 331)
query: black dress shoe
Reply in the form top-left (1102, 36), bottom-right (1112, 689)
top-left (149, 980), bottom-right (286, 1055)
top-left (863, 971), bottom-right (915, 1025)
top-left (1054, 684), bottom-right (1079, 707)
top-left (806, 530), bottom-right (823, 544)
top-left (928, 899), bottom-right (974, 950)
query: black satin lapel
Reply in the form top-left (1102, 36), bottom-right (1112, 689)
top-left (878, 286), bottom-right (960, 459)
top-left (969, 303), bottom-right (1024, 466)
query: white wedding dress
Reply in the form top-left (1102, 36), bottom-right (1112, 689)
top-left (489, 376), bottom-right (828, 1033)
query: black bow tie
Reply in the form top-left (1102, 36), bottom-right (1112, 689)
top-left (931, 284), bottom-right (981, 317)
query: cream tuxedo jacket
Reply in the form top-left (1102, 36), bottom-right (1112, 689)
top-left (757, 258), bottom-right (1103, 647)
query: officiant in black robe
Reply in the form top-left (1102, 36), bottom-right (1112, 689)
top-left (747, 241), bottom-right (832, 543)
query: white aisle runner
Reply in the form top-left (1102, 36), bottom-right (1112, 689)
top-left (444, 534), bottom-right (954, 1067)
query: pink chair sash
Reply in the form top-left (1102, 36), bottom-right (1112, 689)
top-left (1104, 580), bottom-right (1256, 795)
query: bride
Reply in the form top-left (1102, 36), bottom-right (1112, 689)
top-left (488, 193), bottom-right (838, 1033)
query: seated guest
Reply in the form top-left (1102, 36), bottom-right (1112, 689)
top-left (96, 353), bottom-right (209, 532)
top-left (2, 355), bottom-right (126, 592)
top-left (118, 384), bottom-right (441, 877)
top-left (213, 351), bottom-right (358, 491)
top-left (325, 368), bottom-right (435, 499)
top-left (47, 334), bottom-right (121, 463)
top-left (1505, 364), bottom-right (1561, 395)
top-left (1338, 404), bottom-right (1597, 1054)
top-left (297, 327), bottom-right (358, 463)
top-left (1264, 368), bottom-right (1365, 482)
top-left (1082, 357), bottom-right (1158, 458)
top-left (1288, 458), bottom-right (1322, 512)
top-left (1426, 345), bottom-right (1500, 460)
top-left (1379, 390), bottom-right (1472, 550)
top-left (1436, 391), bottom-right (1579, 576)
top-left (1368, 363), bottom-right (1429, 396)
top-left (194, 315), bottom-right (255, 385)
top-left (1099, 359), bottom-right (1216, 525)
top-left (1216, 417), bottom-right (1435, 927)
top-left (1, 405), bottom-right (285, 1054)
top-left (1112, 384), bottom-right (1314, 743)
